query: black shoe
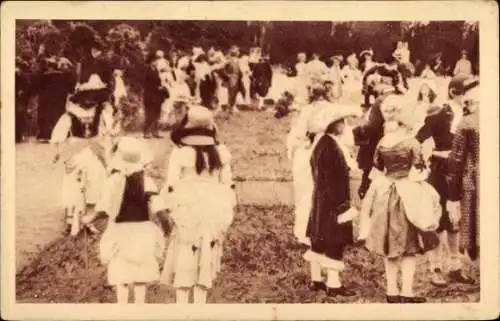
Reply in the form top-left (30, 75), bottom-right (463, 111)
top-left (385, 295), bottom-right (401, 303)
top-left (449, 269), bottom-right (475, 285)
top-left (400, 296), bottom-right (426, 303)
top-left (152, 134), bottom-right (163, 139)
top-left (310, 281), bottom-right (327, 292)
top-left (386, 295), bottom-right (401, 303)
top-left (326, 286), bottom-right (356, 297)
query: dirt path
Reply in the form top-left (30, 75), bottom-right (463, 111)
top-left (16, 142), bottom-right (66, 271)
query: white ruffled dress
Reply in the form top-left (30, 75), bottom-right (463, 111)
top-left (97, 171), bottom-right (167, 285)
top-left (160, 144), bottom-right (236, 289)
top-left (51, 103), bottom-right (113, 208)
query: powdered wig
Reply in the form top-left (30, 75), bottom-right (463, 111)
top-left (380, 93), bottom-right (403, 122)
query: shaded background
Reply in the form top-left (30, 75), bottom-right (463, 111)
top-left (15, 20), bottom-right (479, 132)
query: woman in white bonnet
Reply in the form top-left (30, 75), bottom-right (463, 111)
top-left (294, 52), bottom-right (309, 106)
top-left (51, 73), bottom-right (117, 236)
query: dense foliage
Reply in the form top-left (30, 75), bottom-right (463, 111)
top-left (16, 20), bottom-right (479, 71)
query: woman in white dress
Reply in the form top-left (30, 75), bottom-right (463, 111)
top-left (51, 74), bottom-right (119, 236)
top-left (328, 55), bottom-right (344, 101)
top-left (294, 52), bottom-right (309, 106)
top-left (160, 106), bottom-right (236, 304)
top-left (306, 53), bottom-right (328, 90)
top-left (341, 53), bottom-right (363, 104)
top-left (411, 79), bottom-right (440, 163)
top-left (239, 54), bottom-right (252, 105)
top-left (286, 83), bottom-right (333, 245)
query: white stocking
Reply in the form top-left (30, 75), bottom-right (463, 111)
top-left (310, 261), bottom-right (322, 282)
top-left (384, 257), bottom-right (400, 296)
top-left (134, 284), bottom-right (146, 304)
top-left (400, 256), bottom-right (417, 297)
top-left (326, 269), bottom-right (342, 289)
top-left (116, 284), bottom-right (129, 304)
top-left (175, 288), bottom-right (191, 304)
top-left (193, 285), bottom-right (208, 304)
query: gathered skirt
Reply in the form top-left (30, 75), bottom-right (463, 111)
top-left (99, 221), bottom-right (165, 285)
top-left (60, 144), bottom-right (107, 208)
top-left (160, 180), bottom-right (235, 289)
top-left (365, 183), bottom-right (420, 258)
top-left (292, 146), bottom-right (313, 245)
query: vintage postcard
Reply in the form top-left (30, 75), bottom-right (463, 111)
top-left (1, 1), bottom-right (499, 320)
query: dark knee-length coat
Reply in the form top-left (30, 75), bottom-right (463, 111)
top-left (306, 134), bottom-right (353, 260)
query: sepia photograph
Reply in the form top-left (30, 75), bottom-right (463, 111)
top-left (2, 1), bottom-right (499, 320)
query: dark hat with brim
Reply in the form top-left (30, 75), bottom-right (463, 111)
top-left (448, 74), bottom-right (473, 95)
top-left (70, 88), bottom-right (109, 107)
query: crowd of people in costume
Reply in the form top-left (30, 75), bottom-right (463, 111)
top-left (15, 33), bottom-right (479, 304)
top-left (55, 95), bottom-right (237, 304)
top-left (15, 42), bottom-right (275, 143)
top-left (285, 43), bottom-right (479, 303)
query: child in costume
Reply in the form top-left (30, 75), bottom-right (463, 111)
top-left (160, 106), bottom-right (235, 304)
top-left (304, 104), bottom-right (361, 297)
top-left (51, 73), bottom-right (119, 236)
top-left (358, 95), bottom-right (441, 303)
top-left (90, 136), bottom-right (168, 304)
